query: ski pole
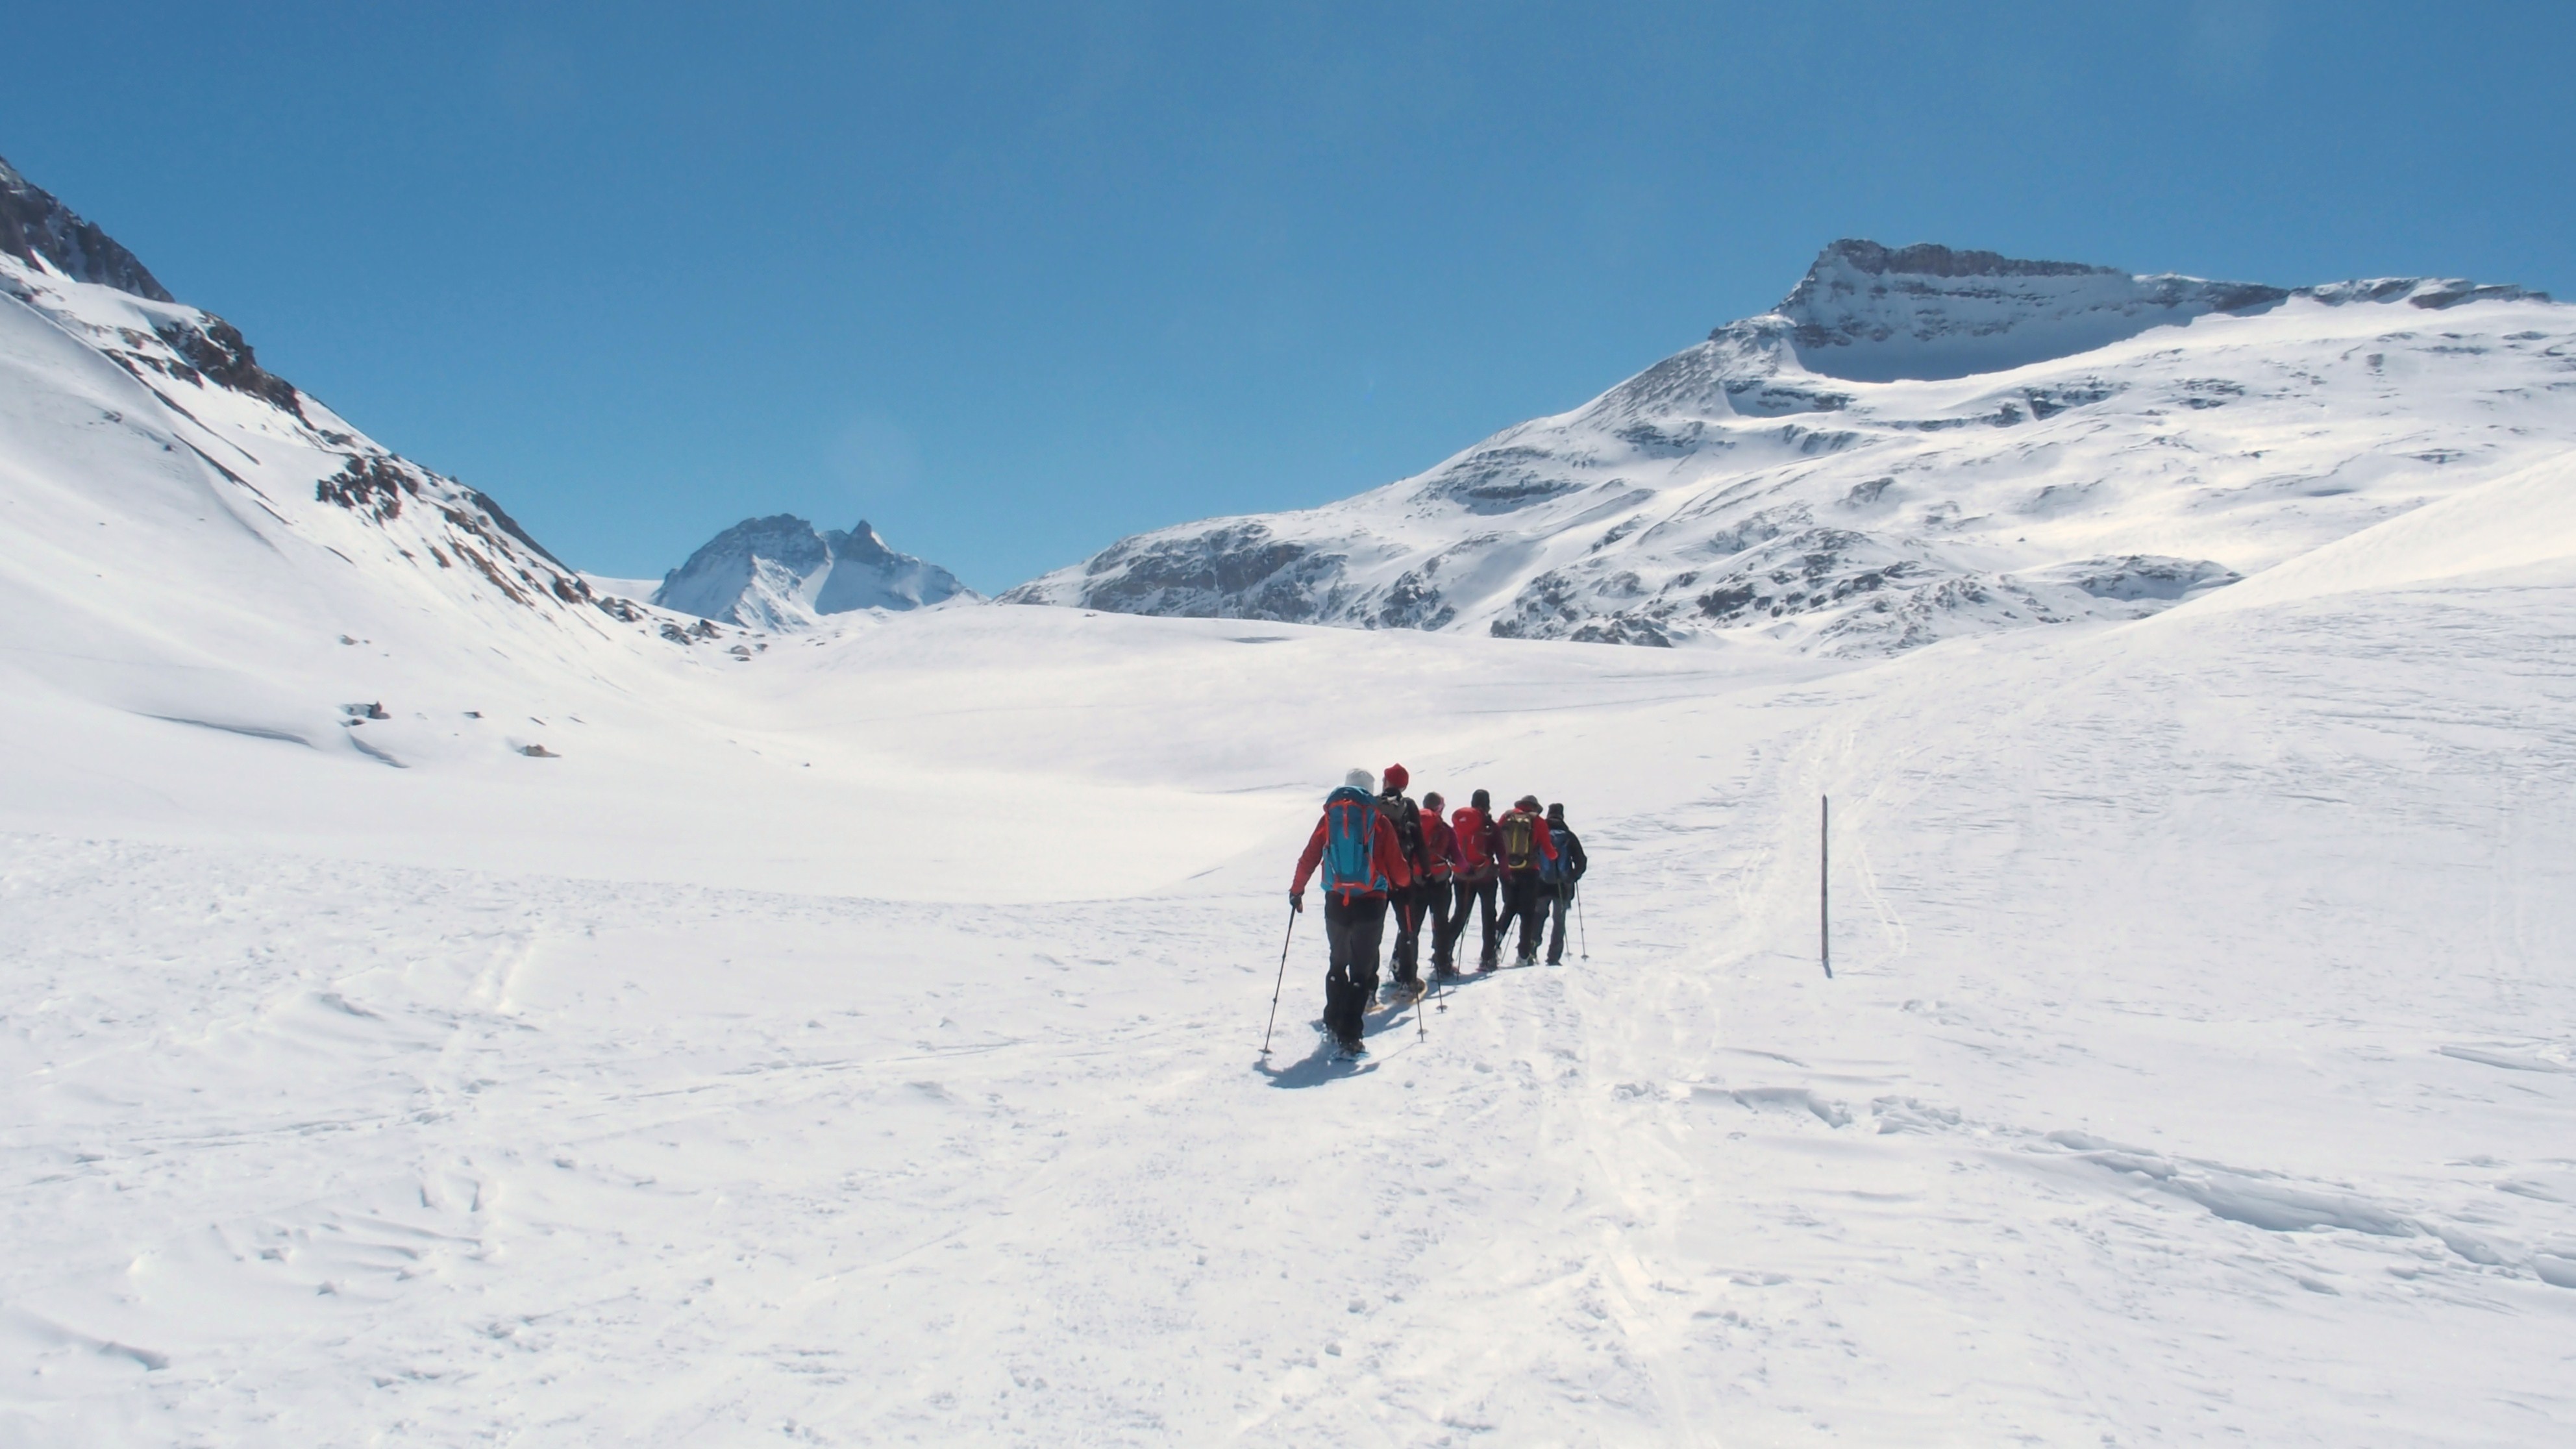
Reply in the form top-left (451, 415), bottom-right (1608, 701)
top-left (1260, 902), bottom-right (1298, 1056)
top-left (1575, 885), bottom-right (1589, 961)
top-left (1431, 918), bottom-right (1449, 1021)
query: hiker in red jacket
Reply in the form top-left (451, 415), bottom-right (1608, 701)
top-left (1495, 793), bottom-right (1560, 967)
top-left (1450, 789), bottom-right (1503, 971)
top-left (1292, 767), bottom-right (1415, 1056)
top-left (1419, 791), bottom-right (1464, 976)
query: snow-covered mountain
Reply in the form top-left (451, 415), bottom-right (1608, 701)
top-left (1005, 240), bottom-right (2568, 652)
top-left (654, 514), bottom-right (975, 630)
top-left (0, 153), bottom-right (754, 768)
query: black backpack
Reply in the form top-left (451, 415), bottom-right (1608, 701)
top-left (1378, 793), bottom-right (1426, 874)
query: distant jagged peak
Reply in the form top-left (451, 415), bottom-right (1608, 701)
top-left (0, 151), bottom-right (174, 303)
top-left (654, 512), bottom-right (975, 630)
top-left (825, 519), bottom-right (902, 565)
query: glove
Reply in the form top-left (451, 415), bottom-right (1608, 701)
top-left (1290, 889), bottom-right (1304, 913)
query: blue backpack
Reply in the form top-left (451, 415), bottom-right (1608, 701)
top-left (1320, 786), bottom-right (1387, 901)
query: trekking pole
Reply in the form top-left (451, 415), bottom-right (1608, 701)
top-left (1576, 885), bottom-right (1589, 961)
top-left (1260, 903), bottom-right (1298, 1056)
top-left (1415, 901), bottom-right (1431, 1044)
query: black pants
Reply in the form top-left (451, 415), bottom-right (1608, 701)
top-left (1425, 878), bottom-right (1461, 969)
top-left (1545, 880), bottom-right (1575, 963)
top-left (1504, 871), bottom-right (1546, 961)
top-left (1459, 877), bottom-right (1500, 966)
top-left (1322, 894), bottom-right (1388, 1045)
top-left (1387, 884), bottom-right (1424, 986)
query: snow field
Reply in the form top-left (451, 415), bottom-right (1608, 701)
top-left (9, 475), bottom-right (2576, 1442)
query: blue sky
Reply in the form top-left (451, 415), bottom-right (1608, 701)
top-left (6, 2), bottom-right (2571, 589)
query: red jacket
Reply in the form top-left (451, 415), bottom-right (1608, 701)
top-left (1418, 811), bottom-right (1461, 881)
top-left (1494, 808), bottom-right (1560, 874)
top-left (1451, 807), bottom-right (1498, 882)
top-left (1293, 810), bottom-right (1415, 900)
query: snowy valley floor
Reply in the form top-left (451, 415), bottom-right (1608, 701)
top-left (6, 560), bottom-right (2576, 1445)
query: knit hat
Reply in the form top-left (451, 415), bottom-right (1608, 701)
top-left (1382, 763), bottom-right (1409, 792)
top-left (1344, 768), bottom-right (1376, 793)
top-left (1517, 794), bottom-right (1541, 810)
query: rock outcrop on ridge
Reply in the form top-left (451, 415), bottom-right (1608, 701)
top-left (1004, 240), bottom-right (2569, 654)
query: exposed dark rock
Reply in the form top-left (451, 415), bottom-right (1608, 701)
top-left (467, 488), bottom-right (571, 569)
top-left (153, 317), bottom-right (306, 420)
top-left (0, 153), bottom-right (172, 301)
top-left (316, 455), bottom-right (421, 523)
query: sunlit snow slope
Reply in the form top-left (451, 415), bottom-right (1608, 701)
top-left (1010, 240), bottom-right (2571, 654)
top-left (3, 162), bottom-right (2573, 1446)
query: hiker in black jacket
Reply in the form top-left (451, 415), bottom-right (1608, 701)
top-left (1377, 763), bottom-right (1431, 999)
top-left (1542, 802), bottom-right (1589, 966)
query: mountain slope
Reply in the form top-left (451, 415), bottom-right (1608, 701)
top-left (0, 153), bottom-right (758, 771)
top-left (1006, 240), bottom-right (2571, 653)
top-left (654, 514), bottom-right (976, 631)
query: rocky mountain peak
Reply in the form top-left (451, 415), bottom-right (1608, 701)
top-left (1785, 240), bottom-right (2120, 297)
top-left (0, 153), bottom-right (174, 302)
top-left (1745, 238), bottom-right (2291, 383)
top-left (654, 514), bottom-right (975, 630)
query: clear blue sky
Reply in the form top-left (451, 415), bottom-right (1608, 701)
top-left (6, 2), bottom-right (2571, 589)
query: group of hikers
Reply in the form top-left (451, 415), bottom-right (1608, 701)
top-left (1287, 764), bottom-right (1589, 1058)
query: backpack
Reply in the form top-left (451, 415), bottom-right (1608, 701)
top-left (1378, 793), bottom-right (1426, 874)
top-left (1498, 810), bottom-right (1537, 871)
top-left (1453, 808), bottom-right (1492, 871)
top-left (1320, 786), bottom-right (1387, 901)
top-left (1538, 828), bottom-right (1567, 883)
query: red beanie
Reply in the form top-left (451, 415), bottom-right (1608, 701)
top-left (1382, 763), bottom-right (1409, 792)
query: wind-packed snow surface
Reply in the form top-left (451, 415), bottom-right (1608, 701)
top-left (1008, 240), bottom-right (2568, 655)
top-left (3, 164), bottom-right (2573, 1445)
